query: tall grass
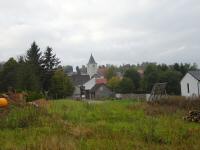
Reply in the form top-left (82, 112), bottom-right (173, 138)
top-left (0, 106), bottom-right (49, 129)
top-left (151, 96), bottom-right (200, 110)
top-left (1, 99), bottom-right (200, 149)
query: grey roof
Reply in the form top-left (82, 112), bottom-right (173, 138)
top-left (88, 54), bottom-right (96, 64)
top-left (84, 78), bottom-right (96, 90)
top-left (91, 73), bottom-right (102, 79)
top-left (189, 70), bottom-right (200, 81)
top-left (91, 83), bottom-right (106, 92)
top-left (90, 83), bottom-right (109, 92)
top-left (69, 74), bottom-right (90, 86)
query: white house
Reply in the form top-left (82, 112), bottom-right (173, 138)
top-left (181, 70), bottom-right (200, 97)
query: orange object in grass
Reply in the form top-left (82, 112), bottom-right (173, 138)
top-left (0, 98), bottom-right (8, 107)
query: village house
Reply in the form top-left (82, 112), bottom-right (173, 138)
top-left (70, 74), bottom-right (90, 98)
top-left (83, 77), bottom-right (112, 99)
top-left (181, 70), bottom-right (200, 97)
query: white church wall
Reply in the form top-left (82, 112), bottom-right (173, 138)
top-left (87, 63), bottom-right (97, 78)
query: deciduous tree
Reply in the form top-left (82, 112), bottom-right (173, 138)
top-left (50, 70), bottom-right (74, 99)
top-left (124, 68), bottom-right (141, 90)
top-left (119, 77), bottom-right (134, 94)
top-left (107, 77), bottom-right (121, 92)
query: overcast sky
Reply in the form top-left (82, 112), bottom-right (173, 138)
top-left (0, 0), bottom-right (200, 67)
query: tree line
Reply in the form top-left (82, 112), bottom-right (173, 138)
top-left (107, 63), bottom-right (198, 95)
top-left (0, 42), bottom-right (74, 100)
top-left (0, 42), bottom-right (198, 99)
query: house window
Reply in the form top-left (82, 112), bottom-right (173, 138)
top-left (187, 83), bottom-right (190, 93)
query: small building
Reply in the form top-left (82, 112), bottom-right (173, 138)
top-left (90, 84), bottom-right (113, 99)
top-left (69, 74), bottom-right (90, 98)
top-left (83, 78), bottom-right (113, 99)
top-left (181, 70), bottom-right (200, 97)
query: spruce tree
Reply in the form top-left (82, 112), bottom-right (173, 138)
top-left (43, 46), bottom-right (60, 71)
top-left (42, 46), bottom-right (60, 91)
top-left (26, 42), bottom-right (43, 71)
top-left (25, 42), bottom-right (43, 91)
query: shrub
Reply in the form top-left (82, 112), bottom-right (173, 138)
top-left (26, 91), bottom-right (44, 102)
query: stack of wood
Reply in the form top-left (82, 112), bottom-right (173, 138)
top-left (184, 110), bottom-right (200, 123)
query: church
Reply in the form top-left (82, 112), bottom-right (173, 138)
top-left (70, 54), bottom-right (112, 99)
top-left (87, 54), bottom-right (98, 78)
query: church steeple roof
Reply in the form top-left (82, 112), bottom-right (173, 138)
top-left (88, 54), bottom-right (96, 64)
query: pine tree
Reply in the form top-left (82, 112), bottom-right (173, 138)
top-left (26, 42), bottom-right (43, 68)
top-left (42, 46), bottom-right (60, 91)
top-left (25, 42), bottom-right (43, 91)
top-left (43, 46), bottom-right (60, 71)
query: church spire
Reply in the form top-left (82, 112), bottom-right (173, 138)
top-left (87, 54), bottom-right (98, 78)
top-left (88, 54), bottom-right (96, 64)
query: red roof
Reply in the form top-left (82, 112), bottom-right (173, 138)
top-left (96, 78), bottom-right (107, 84)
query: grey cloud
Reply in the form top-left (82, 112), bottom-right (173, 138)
top-left (0, 0), bottom-right (200, 67)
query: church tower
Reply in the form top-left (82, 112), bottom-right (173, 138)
top-left (87, 54), bottom-right (97, 78)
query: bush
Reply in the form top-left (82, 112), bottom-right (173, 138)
top-left (26, 91), bottom-right (44, 102)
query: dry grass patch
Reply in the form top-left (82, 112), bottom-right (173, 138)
top-left (26, 136), bottom-right (77, 150)
top-left (66, 124), bottom-right (94, 139)
top-left (127, 96), bottom-right (200, 116)
top-left (151, 96), bottom-right (200, 110)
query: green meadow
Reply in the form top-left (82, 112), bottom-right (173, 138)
top-left (0, 99), bottom-right (200, 150)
